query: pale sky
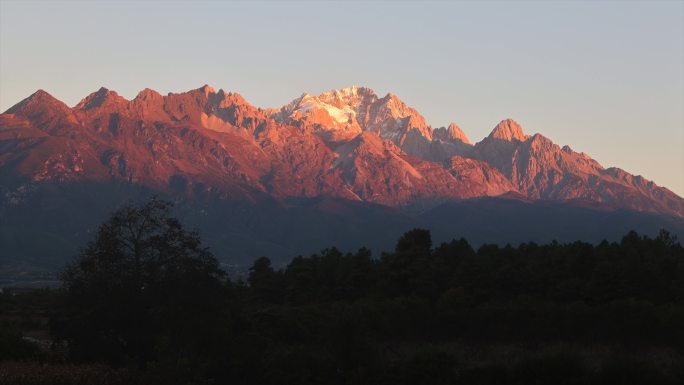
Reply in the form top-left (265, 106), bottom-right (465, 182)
top-left (1, 1), bottom-right (682, 196)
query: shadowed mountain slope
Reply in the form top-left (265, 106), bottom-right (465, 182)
top-left (1, 85), bottom-right (682, 271)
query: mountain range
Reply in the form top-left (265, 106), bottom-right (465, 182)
top-left (1, 85), bottom-right (683, 272)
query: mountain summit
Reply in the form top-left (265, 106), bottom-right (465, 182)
top-left (434, 122), bottom-right (470, 145)
top-left (488, 118), bottom-right (528, 142)
top-left (1, 85), bottom-right (682, 218)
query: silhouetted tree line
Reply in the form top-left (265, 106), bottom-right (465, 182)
top-left (2, 199), bottom-right (684, 384)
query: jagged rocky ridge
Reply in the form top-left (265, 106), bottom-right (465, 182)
top-left (1, 85), bottom-right (681, 217)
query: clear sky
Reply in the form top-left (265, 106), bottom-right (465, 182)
top-left (1, 1), bottom-right (682, 196)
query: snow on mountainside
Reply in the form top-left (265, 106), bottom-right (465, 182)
top-left (1, 85), bottom-right (683, 218)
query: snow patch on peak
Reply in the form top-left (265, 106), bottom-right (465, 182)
top-left (298, 92), bottom-right (315, 103)
top-left (320, 85), bottom-right (375, 99)
top-left (324, 105), bottom-right (354, 124)
top-left (303, 99), bottom-right (354, 124)
top-left (317, 86), bottom-right (378, 109)
top-left (278, 92), bottom-right (357, 126)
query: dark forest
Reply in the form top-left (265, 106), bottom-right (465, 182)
top-left (2, 200), bottom-right (684, 384)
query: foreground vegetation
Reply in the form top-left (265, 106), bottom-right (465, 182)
top-left (2, 199), bottom-right (684, 384)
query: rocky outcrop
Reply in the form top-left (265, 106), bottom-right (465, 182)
top-left (474, 120), bottom-right (684, 216)
top-left (2, 85), bottom-right (682, 217)
top-left (434, 122), bottom-right (470, 145)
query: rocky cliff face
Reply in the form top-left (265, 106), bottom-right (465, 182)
top-left (473, 119), bottom-right (683, 216)
top-left (272, 86), bottom-right (454, 160)
top-left (433, 122), bottom-right (470, 145)
top-left (2, 86), bottom-right (682, 217)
